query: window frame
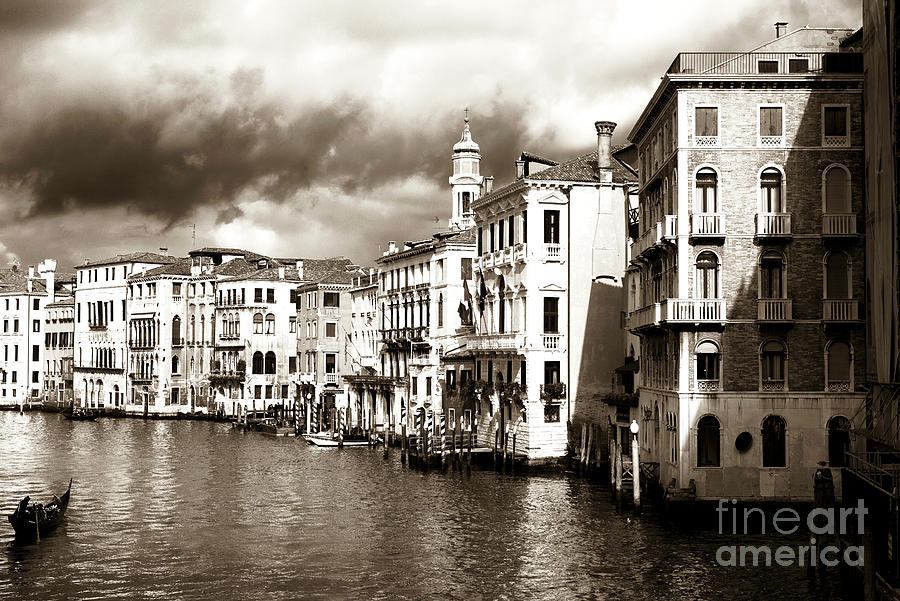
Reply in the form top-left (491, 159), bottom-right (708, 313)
top-left (759, 339), bottom-right (788, 391)
top-left (696, 414), bottom-right (721, 467)
top-left (761, 414), bottom-right (788, 468)
top-left (693, 105), bottom-right (720, 145)
top-left (757, 104), bottom-right (785, 146)
top-left (821, 104), bottom-right (850, 147)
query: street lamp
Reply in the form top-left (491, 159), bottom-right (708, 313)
top-left (630, 419), bottom-right (641, 509)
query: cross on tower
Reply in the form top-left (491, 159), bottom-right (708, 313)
top-left (464, 106), bottom-right (469, 122)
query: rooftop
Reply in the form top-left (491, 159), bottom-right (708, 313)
top-left (81, 251), bottom-right (177, 269)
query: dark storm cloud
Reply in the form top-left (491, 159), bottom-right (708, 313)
top-left (0, 0), bottom-right (96, 35)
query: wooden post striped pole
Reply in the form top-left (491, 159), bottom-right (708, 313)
top-left (439, 411), bottom-right (447, 473)
top-left (400, 403), bottom-right (408, 465)
top-left (338, 408), bottom-right (344, 448)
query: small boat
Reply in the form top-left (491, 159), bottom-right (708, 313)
top-left (64, 408), bottom-right (99, 421)
top-left (7, 479), bottom-right (72, 542)
top-left (303, 433), bottom-right (373, 447)
top-left (254, 419), bottom-right (296, 437)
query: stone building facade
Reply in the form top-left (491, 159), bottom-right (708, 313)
top-left (44, 296), bottom-right (74, 409)
top-left (626, 25), bottom-right (865, 500)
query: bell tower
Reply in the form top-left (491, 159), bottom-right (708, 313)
top-left (448, 109), bottom-right (483, 230)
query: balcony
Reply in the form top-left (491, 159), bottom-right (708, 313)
top-left (694, 136), bottom-right (719, 147)
top-left (324, 373), bottom-right (339, 386)
top-left (481, 253), bottom-right (495, 270)
top-left (631, 215), bottom-right (677, 260)
top-left (696, 379), bottom-right (720, 392)
top-left (757, 299), bottom-right (793, 322)
top-left (542, 334), bottom-right (564, 350)
top-left (822, 213), bottom-right (857, 236)
top-left (626, 303), bottom-right (663, 331)
top-left (408, 354), bottom-right (432, 367)
top-left (691, 213), bottom-right (723, 237)
top-left (666, 52), bottom-right (861, 76)
top-left (755, 213), bottom-right (791, 238)
top-left (666, 298), bottom-right (726, 323)
top-left (88, 323), bottom-right (108, 331)
top-left (172, 295), bottom-right (183, 303)
top-left (544, 243), bottom-right (564, 262)
top-left (514, 243), bottom-right (527, 262)
top-left (823, 135), bottom-right (850, 148)
top-left (319, 307), bottom-right (341, 318)
top-left (467, 332), bottom-right (526, 352)
top-left (823, 299), bottom-right (859, 322)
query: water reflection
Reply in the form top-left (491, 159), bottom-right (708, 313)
top-left (1, 412), bottom-right (851, 600)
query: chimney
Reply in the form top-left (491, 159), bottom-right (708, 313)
top-left (278, 266), bottom-right (285, 280)
top-left (388, 241), bottom-right (397, 254)
top-left (484, 176), bottom-right (494, 194)
top-left (38, 259), bottom-right (56, 304)
top-left (595, 121), bottom-right (616, 170)
top-left (775, 22), bottom-right (788, 38)
top-left (515, 159), bottom-right (526, 179)
top-left (296, 260), bottom-right (304, 280)
top-left (159, 247), bottom-right (168, 255)
top-left (83, 258), bottom-right (90, 265)
top-left (27, 265), bottom-right (34, 279)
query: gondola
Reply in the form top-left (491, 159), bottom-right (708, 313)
top-left (64, 408), bottom-right (99, 421)
top-left (7, 479), bottom-right (72, 542)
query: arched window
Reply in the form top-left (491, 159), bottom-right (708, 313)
top-left (695, 168), bottom-right (718, 213)
top-left (190, 315), bottom-right (196, 343)
top-left (762, 415), bottom-right (787, 467)
top-left (252, 351), bottom-right (264, 374)
top-left (826, 341), bottom-right (852, 391)
top-left (697, 415), bottom-right (720, 467)
top-left (172, 355), bottom-right (179, 374)
top-left (824, 165), bottom-right (851, 213)
top-left (438, 293), bottom-right (444, 328)
top-left (759, 251), bottom-right (785, 298)
top-left (201, 315), bottom-right (206, 342)
top-left (695, 251), bottom-right (719, 298)
top-left (265, 313), bottom-right (275, 334)
top-left (760, 340), bottom-right (786, 391)
top-left (265, 351), bottom-right (276, 374)
top-left (825, 251), bottom-right (850, 299)
top-left (760, 168), bottom-right (783, 213)
top-left (695, 340), bottom-right (720, 391)
top-left (172, 316), bottom-right (181, 345)
top-left (253, 313), bottom-right (263, 334)
top-left (828, 416), bottom-right (851, 467)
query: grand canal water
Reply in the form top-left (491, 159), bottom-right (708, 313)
top-left (0, 412), bottom-right (854, 600)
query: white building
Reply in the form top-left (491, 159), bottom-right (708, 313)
top-left (0, 260), bottom-right (60, 407)
top-left (74, 252), bottom-right (174, 410)
top-left (44, 296), bottom-right (75, 410)
top-left (466, 121), bottom-right (636, 462)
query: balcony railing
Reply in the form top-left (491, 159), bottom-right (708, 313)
top-left (544, 243), bottom-right (563, 261)
top-left (542, 334), bottom-right (563, 350)
top-left (664, 215), bottom-right (677, 239)
top-left (822, 213), bottom-right (857, 236)
top-left (696, 379), bottom-right (720, 392)
top-left (758, 135), bottom-right (784, 147)
top-left (632, 215), bottom-right (678, 260)
top-left (514, 243), bottom-right (527, 262)
top-left (626, 303), bottom-right (663, 331)
top-left (691, 213), bottom-right (723, 237)
top-left (482, 253), bottom-right (495, 270)
top-left (667, 298), bottom-right (726, 322)
top-left (823, 299), bottom-right (858, 321)
top-left (756, 213), bottom-right (791, 237)
top-left (324, 373), bottom-right (339, 385)
top-left (467, 332), bottom-right (525, 351)
top-left (762, 380), bottom-right (785, 392)
top-left (694, 136), bottom-right (719, 147)
top-left (758, 299), bottom-right (792, 321)
top-left (823, 135), bottom-right (850, 148)
top-left (667, 52), bottom-right (861, 75)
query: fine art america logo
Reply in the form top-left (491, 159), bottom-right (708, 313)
top-left (715, 499), bottom-right (866, 567)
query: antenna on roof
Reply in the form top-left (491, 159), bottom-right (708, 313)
top-left (191, 223), bottom-right (196, 250)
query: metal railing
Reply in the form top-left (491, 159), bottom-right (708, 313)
top-left (667, 52), bottom-right (861, 75)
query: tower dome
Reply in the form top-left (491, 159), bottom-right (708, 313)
top-left (453, 117), bottom-right (481, 154)
top-left (448, 110), bottom-right (484, 230)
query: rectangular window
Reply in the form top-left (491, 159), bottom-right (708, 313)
top-left (265, 385), bottom-right (272, 399)
top-left (266, 289), bottom-right (275, 303)
top-left (13, 319), bottom-right (19, 333)
top-left (489, 223), bottom-right (495, 252)
top-left (171, 388), bottom-right (179, 405)
top-left (412, 377), bottom-right (418, 396)
top-left (290, 290), bottom-right (297, 305)
top-left (33, 299), bottom-right (39, 310)
top-left (448, 408), bottom-right (456, 426)
top-left (759, 106), bottom-right (783, 137)
top-left (255, 288), bottom-right (263, 303)
top-left (475, 360), bottom-right (481, 381)
top-left (254, 385), bottom-right (262, 399)
top-left (33, 319), bottom-right (39, 332)
top-left (788, 58), bottom-right (808, 73)
top-left (289, 317), bottom-right (297, 333)
top-left (32, 371), bottom-right (38, 383)
top-left (477, 226), bottom-right (483, 255)
top-left (520, 360), bottom-right (526, 387)
top-left (325, 353), bottom-right (336, 373)
top-left (522, 211), bottom-right (527, 243)
top-left (823, 106), bottom-right (848, 141)
top-left (543, 297), bottom-right (559, 333)
top-left (487, 360), bottom-right (493, 384)
top-left (695, 107), bottom-right (718, 137)
top-left (757, 59), bottom-right (778, 73)
top-left (32, 345), bottom-right (38, 361)
top-left (544, 361), bottom-right (561, 384)
top-left (172, 283), bottom-right (182, 295)
top-left (508, 215), bottom-right (515, 246)
top-left (498, 219), bottom-right (505, 250)
top-left (543, 210), bottom-right (560, 244)
top-left (289, 356), bottom-right (297, 373)
top-left (426, 376), bottom-right (432, 396)
top-left (461, 258), bottom-right (472, 281)
top-left (325, 322), bottom-right (337, 338)
top-left (281, 385), bottom-right (288, 398)
top-left (323, 292), bottom-right (340, 307)
top-left (544, 404), bottom-right (560, 423)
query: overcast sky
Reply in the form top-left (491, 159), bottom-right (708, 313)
top-left (0, 0), bottom-right (860, 270)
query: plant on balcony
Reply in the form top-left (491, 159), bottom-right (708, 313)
top-left (236, 359), bottom-right (246, 374)
top-left (601, 391), bottom-right (639, 407)
top-left (497, 381), bottom-right (524, 409)
top-left (212, 360), bottom-right (222, 373)
top-left (540, 382), bottom-right (567, 403)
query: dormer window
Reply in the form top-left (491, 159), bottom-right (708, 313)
top-left (257, 259), bottom-right (268, 270)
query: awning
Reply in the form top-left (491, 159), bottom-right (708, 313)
top-left (615, 358), bottom-right (639, 373)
